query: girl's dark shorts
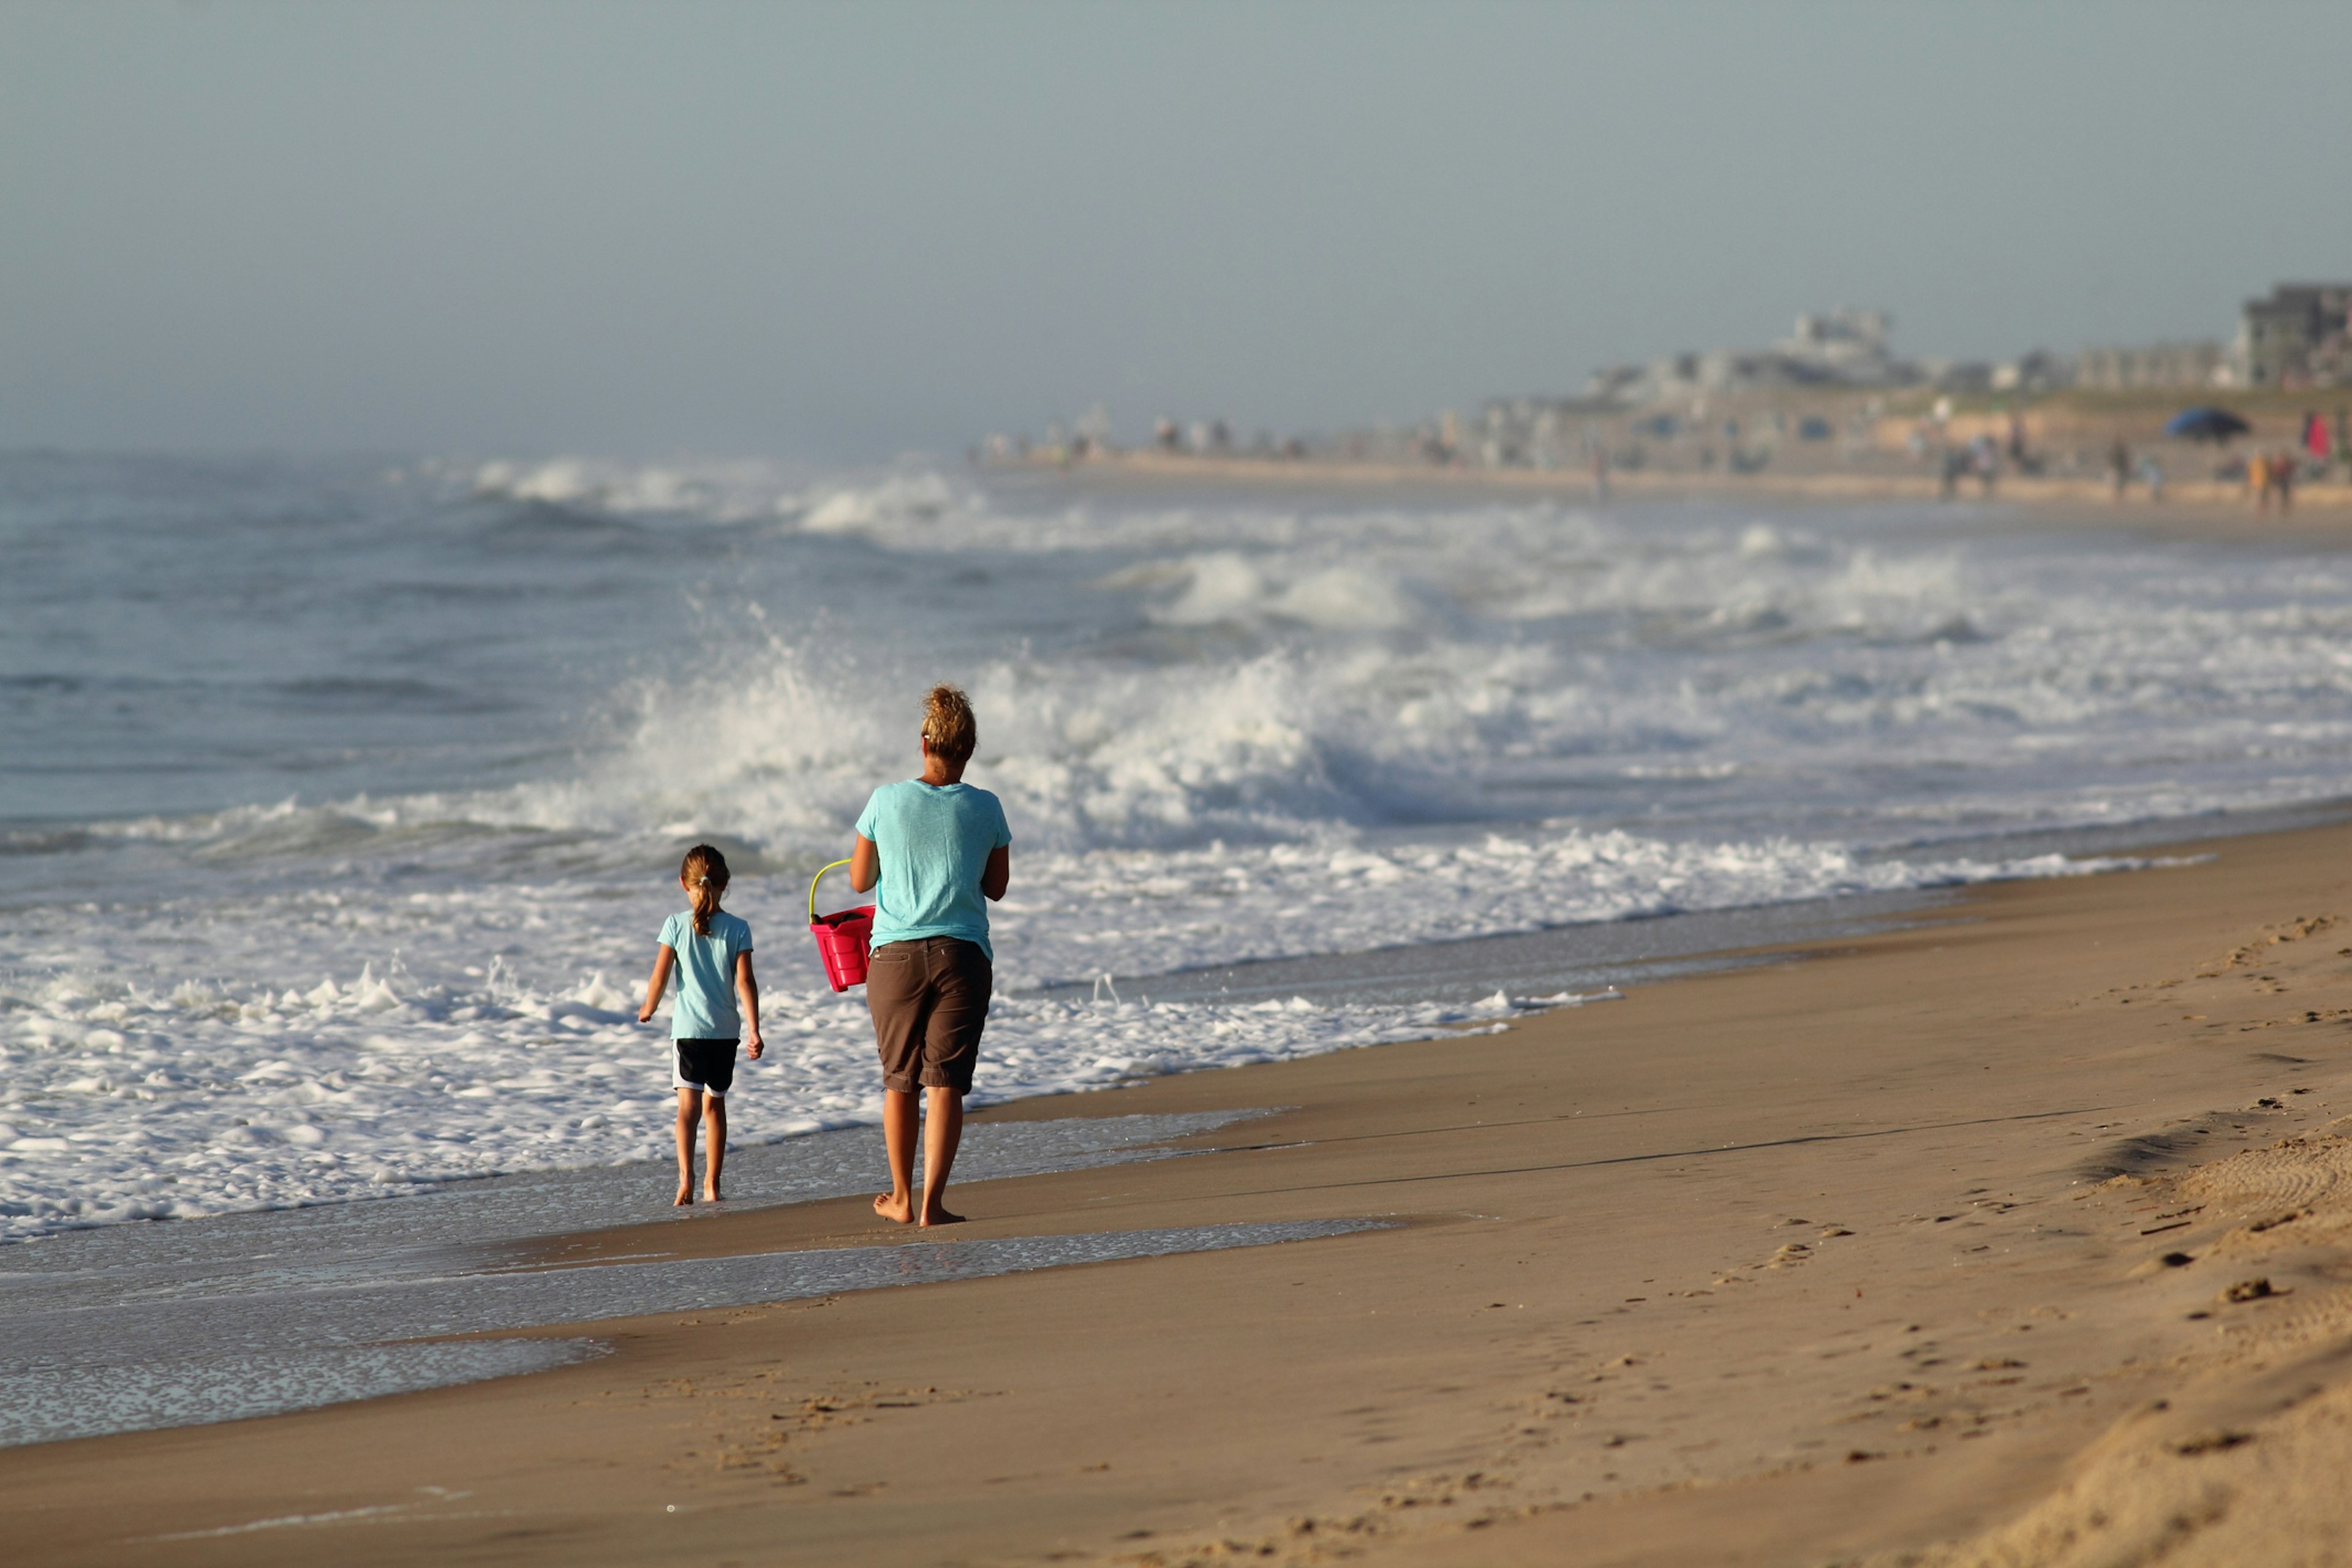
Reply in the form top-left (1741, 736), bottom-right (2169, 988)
top-left (866, 937), bottom-right (992, 1094)
top-left (673, 1038), bottom-right (737, 1096)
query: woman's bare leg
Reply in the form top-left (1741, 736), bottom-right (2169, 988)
top-left (701, 1096), bottom-right (727, 1201)
top-left (674, 1088), bottom-right (701, 1205)
top-left (919, 1086), bottom-right (965, 1226)
top-left (873, 1088), bottom-right (918, 1223)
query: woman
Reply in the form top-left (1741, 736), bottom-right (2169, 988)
top-left (849, 684), bottom-right (1011, 1226)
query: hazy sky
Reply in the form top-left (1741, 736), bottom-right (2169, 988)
top-left (5, 1), bottom-right (2348, 459)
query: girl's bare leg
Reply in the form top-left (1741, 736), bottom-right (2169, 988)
top-left (873, 1088), bottom-right (918, 1223)
top-left (674, 1088), bottom-right (701, 1205)
top-left (701, 1096), bottom-right (726, 1200)
top-left (919, 1085), bottom-right (965, 1226)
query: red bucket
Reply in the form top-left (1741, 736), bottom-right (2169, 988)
top-left (808, 859), bottom-right (875, 992)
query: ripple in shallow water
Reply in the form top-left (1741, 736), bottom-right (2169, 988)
top-left (1, 1217), bottom-right (1381, 1448)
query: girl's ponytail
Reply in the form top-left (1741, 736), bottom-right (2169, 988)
top-left (680, 843), bottom-right (730, 937)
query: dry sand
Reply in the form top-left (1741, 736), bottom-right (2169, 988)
top-left (1041, 449), bottom-right (2352, 528)
top-left (12, 821), bottom-right (2352, 1567)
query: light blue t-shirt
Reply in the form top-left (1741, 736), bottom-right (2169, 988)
top-left (854, 780), bottom-right (1012, 960)
top-left (658, 909), bottom-right (753, 1040)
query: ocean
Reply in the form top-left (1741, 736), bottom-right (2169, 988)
top-left (7, 451), bottom-right (2352, 1245)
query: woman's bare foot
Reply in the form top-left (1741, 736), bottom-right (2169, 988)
top-left (701, 1186), bottom-right (723, 1204)
top-left (674, 1184), bottom-right (693, 1207)
top-left (919, 1203), bottom-right (964, 1227)
top-left (873, 1191), bottom-right (914, 1224)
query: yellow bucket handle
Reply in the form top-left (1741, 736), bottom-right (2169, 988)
top-left (809, 859), bottom-right (854, 922)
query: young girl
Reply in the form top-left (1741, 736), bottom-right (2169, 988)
top-left (638, 843), bottom-right (762, 1205)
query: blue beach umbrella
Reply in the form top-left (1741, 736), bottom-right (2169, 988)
top-left (2163, 407), bottom-right (2251, 442)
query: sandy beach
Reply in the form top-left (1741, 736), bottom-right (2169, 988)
top-left (1042, 449), bottom-right (2352, 532)
top-left (8, 807), bottom-right (2352, 1567)
top-left (18, 7), bottom-right (2352, 1564)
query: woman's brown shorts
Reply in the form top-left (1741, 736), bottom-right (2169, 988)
top-left (866, 937), bottom-right (993, 1094)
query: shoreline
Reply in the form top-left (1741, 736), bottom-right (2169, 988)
top-left (1006, 448), bottom-right (2352, 532)
top-left (12, 815), bottom-right (2352, 1564)
top-left (14, 464), bottom-right (2352, 1253)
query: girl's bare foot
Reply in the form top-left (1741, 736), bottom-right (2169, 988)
top-left (674, 1185), bottom-right (693, 1207)
top-left (873, 1192), bottom-right (914, 1224)
top-left (702, 1187), bottom-right (723, 1204)
top-left (919, 1204), bottom-right (964, 1227)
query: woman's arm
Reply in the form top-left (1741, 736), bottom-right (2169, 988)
top-left (850, 834), bottom-right (879, 894)
top-left (981, 845), bottom-right (1010, 902)
top-left (638, 945), bottom-right (676, 1023)
top-left (735, 952), bottom-right (763, 1060)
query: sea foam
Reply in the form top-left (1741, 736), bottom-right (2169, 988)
top-left (10, 453), bottom-right (2352, 1242)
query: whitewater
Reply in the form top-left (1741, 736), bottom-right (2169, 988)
top-left (7, 450), bottom-right (2352, 1243)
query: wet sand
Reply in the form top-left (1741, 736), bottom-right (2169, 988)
top-left (12, 820), bottom-right (2352, 1566)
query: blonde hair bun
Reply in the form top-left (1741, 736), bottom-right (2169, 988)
top-left (922, 684), bottom-right (978, 767)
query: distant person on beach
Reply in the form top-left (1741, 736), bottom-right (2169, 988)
top-left (2249, 451), bottom-right (2272, 514)
top-left (2108, 436), bottom-right (2131, 501)
top-left (2136, 453), bottom-right (2165, 502)
top-left (1589, 445), bottom-right (1610, 503)
top-left (1970, 434), bottom-right (1999, 497)
top-left (638, 844), bottom-right (762, 1205)
top-left (850, 685), bottom-right (1012, 1227)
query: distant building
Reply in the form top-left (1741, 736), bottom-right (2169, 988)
top-left (1476, 396), bottom-right (1619, 467)
top-left (1916, 358), bottom-right (1992, 393)
top-left (1774, 307), bottom-right (1906, 383)
top-left (2238, 283), bottom-right (2352, 387)
top-left (1989, 350), bottom-right (2075, 394)
top-left (2075, 341), bottom-right (2228, 390)
top-left (1578, 309), bottom-right (2035, 410)
top-left (1583, 344), bottom-right (1861, 408)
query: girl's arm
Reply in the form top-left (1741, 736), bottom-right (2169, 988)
top-left (638, 945), bottom-right (676, 1024)
top-left (981, 845), bottom-right (1010, 902)
top-left (736, 952), bottom-right (763, 1060)
top-left (849, 833), bottom-right (879, 893)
